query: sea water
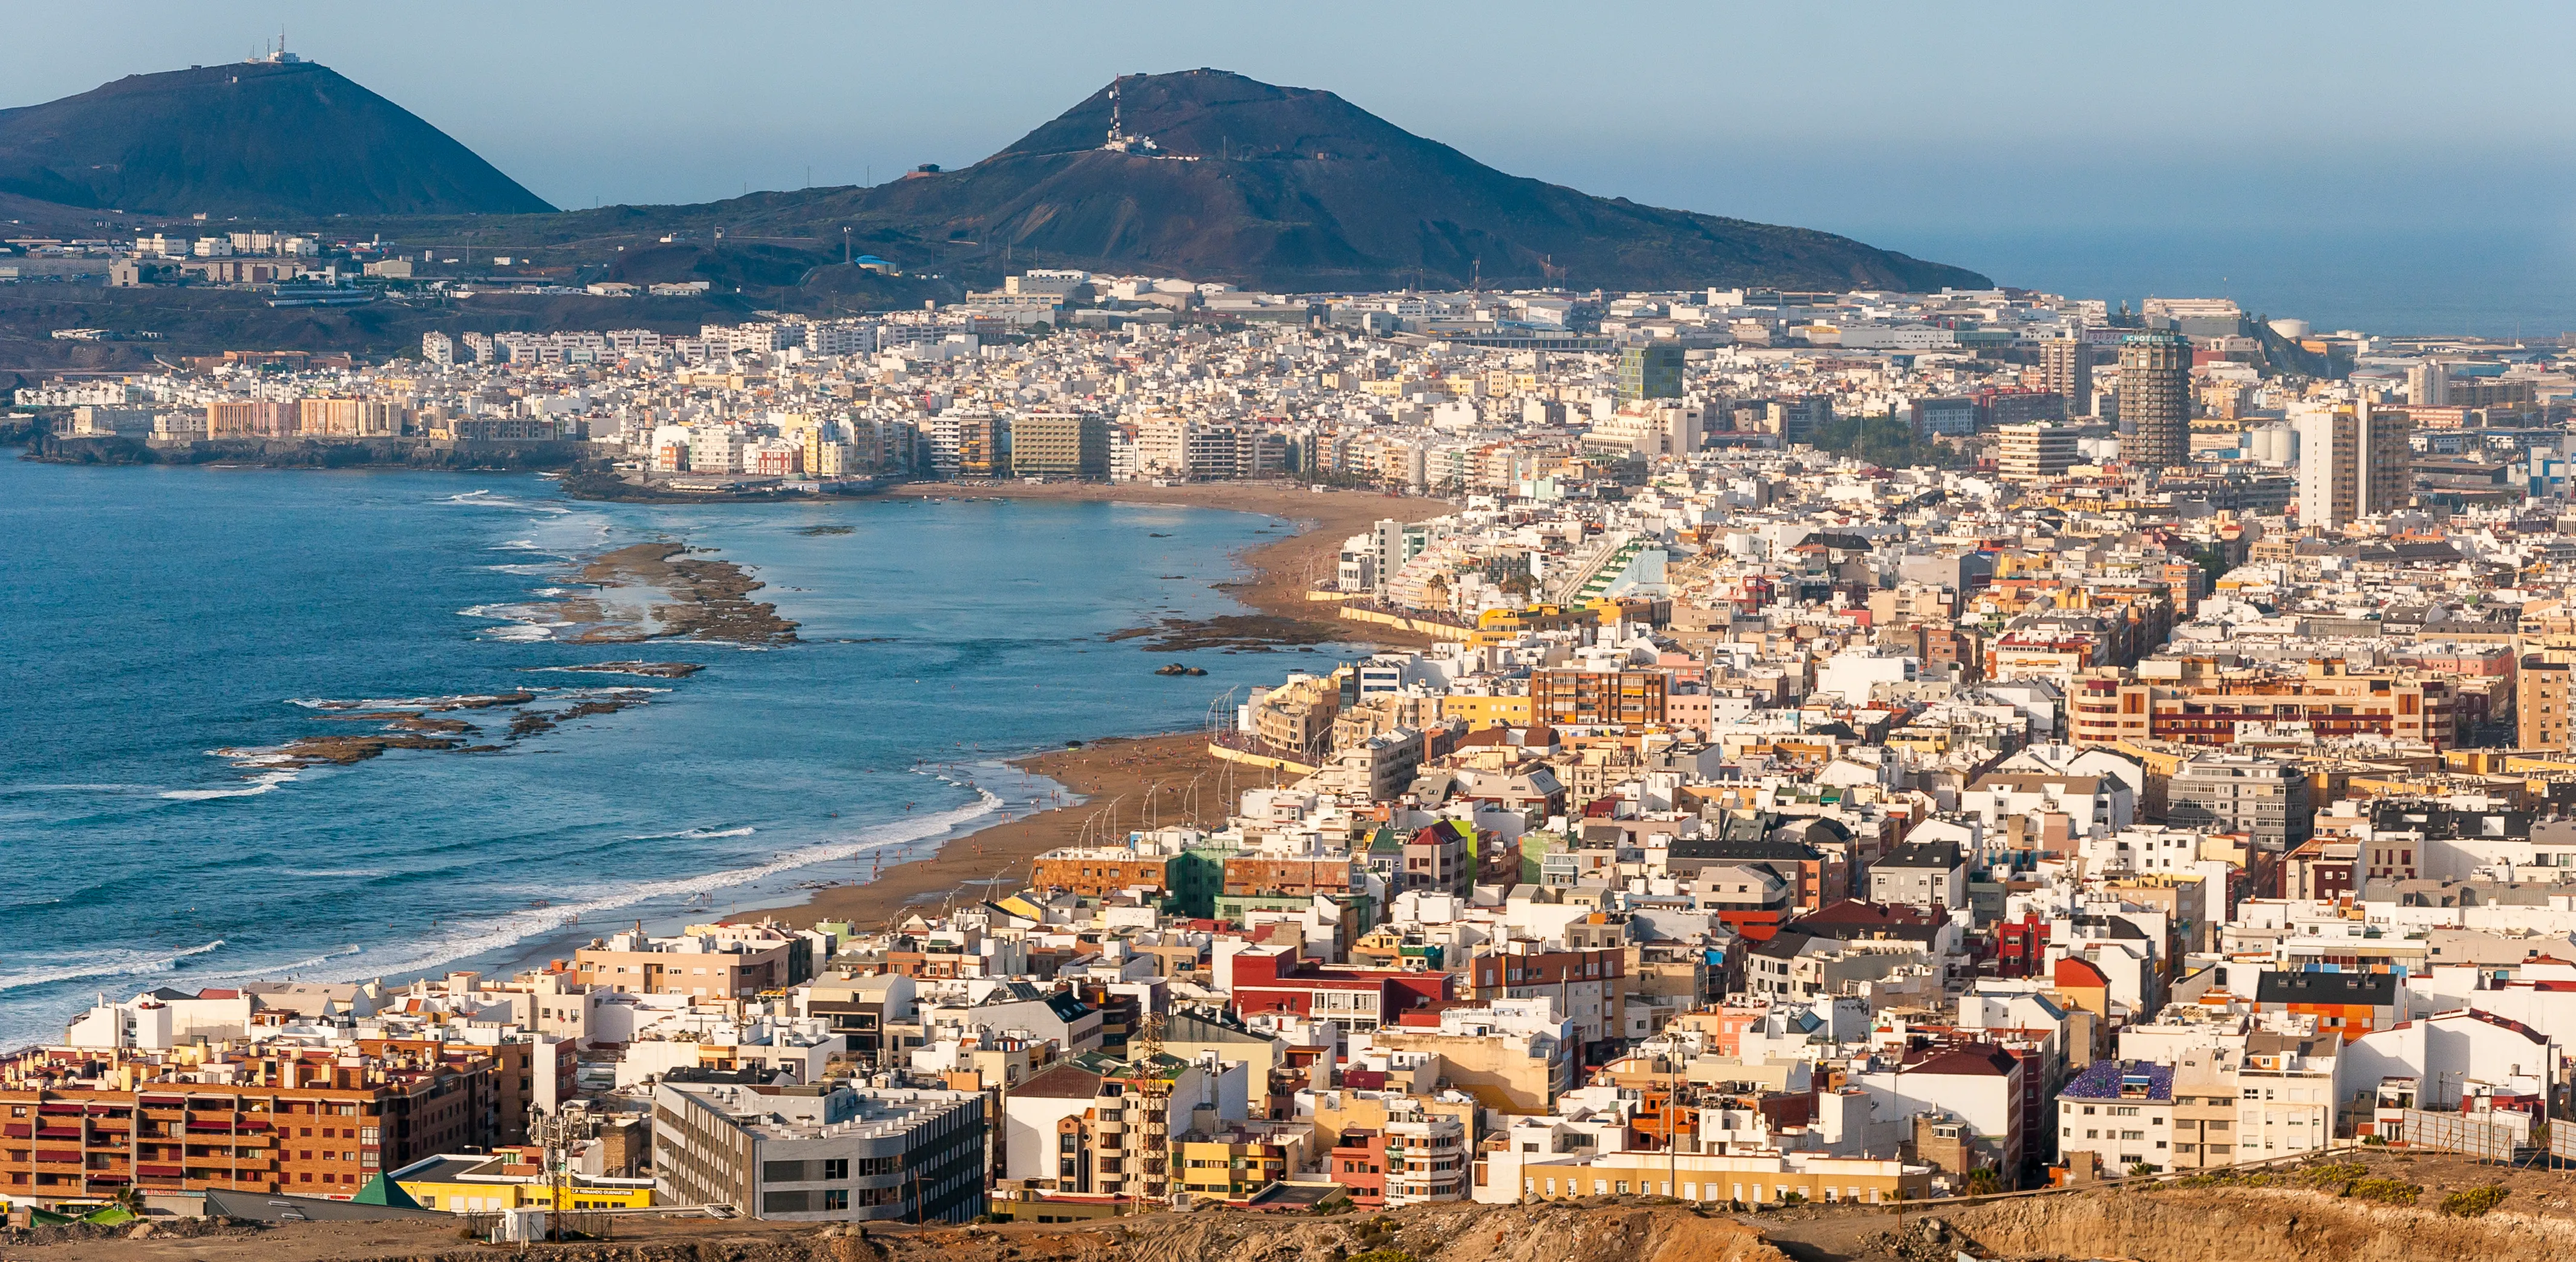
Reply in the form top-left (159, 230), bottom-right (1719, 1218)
top-left (0, 457), bottom-right (1344, 1045)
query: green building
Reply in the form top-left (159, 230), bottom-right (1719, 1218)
top-left (1162, 839), bottom-right (1240, 920)
top-left (1617, 340), bottom-right (1684, 403)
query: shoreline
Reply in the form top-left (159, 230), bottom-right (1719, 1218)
top-left (716, 482), bottom-right (1453, 930)
top-left (719, 731), bottom-right (1235, 931)
top-left (880, 479), bottom-right (1450, 632)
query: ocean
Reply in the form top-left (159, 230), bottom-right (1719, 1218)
top-left (1863, 222), bottom-right (2576, 341)
top-left (0, 456), bottom-right (1333, 1047)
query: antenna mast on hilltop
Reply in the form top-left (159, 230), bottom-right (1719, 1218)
top-left (1102, 74), bottom-right (1154, 154)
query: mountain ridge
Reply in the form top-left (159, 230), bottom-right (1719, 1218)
top-left (675, 68), bottom-right (1989, 293)
top-left (0, 63), bottom-right (1988, 296)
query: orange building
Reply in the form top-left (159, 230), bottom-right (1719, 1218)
top-left (2254, 971), bottom-right (2397, 1042)
top-left (0, 1042), bottom-right (497, 1205)
top-left (1529, 669), bottom-right (1667, 727)
top-left (2070, 661), bottom-right (2455, 750)
top-left (1029, 848), bottom-right (1177, 900)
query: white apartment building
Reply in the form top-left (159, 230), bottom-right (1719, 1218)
top-left (689, 426), bottom-right (748, 475)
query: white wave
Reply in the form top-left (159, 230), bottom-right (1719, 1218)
top-left (525, 665), bottom-right (693, 678)
top-left (459, 602), bottom-right (563, 623)
top-left (0, 939), bottom-right (226, 993)
top-left (162, 770), bottom-right (296, 800)
top-left (483, 563), bottom-right (559, 576)
top-left (201, 944), bottom-right (364, 981)
top-left (478, 624), bottom-right (557, 643)
top-left (449, 490), bottom-right (578, 518)
top-left (289, 693), bottom-right (533, 711)
top-left (335, 792), bottom-right (1004, 984)
top-left (272, 868), bottom-right (388, 879)
top-left (624, 824), bottom-right (756, 842)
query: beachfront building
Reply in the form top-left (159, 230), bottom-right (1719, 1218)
top-left (572, 926), bottom-right (817, 1001)
top-left (1010, 410), bottom-right (1110, 477)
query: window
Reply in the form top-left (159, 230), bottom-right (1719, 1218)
top-left (824, 1159), bottom-right (849, 1180)
top-left (823, 1189), bottom-right (849, 1211)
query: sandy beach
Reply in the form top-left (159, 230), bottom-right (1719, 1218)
top-left (725, 480), bottom-right (1448, 931)
top-left (727, 731), bottom-right (1247, 930)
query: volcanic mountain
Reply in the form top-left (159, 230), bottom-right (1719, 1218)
top-left (0, 59), bottom-right (553, 217)
top-left (731, 68), bottom-right (1986, 293)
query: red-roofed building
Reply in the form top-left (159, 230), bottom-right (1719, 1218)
top-left (2051, 957), bottom-right (2110, 1018)
top-left (1853, 1041), bottom-right (2029, 1184)
top-left (1223, 946), bottom-right (1453, 1032)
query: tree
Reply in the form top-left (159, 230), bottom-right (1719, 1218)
top-left (2191, 544), bottom-right (2231, 590)
top-left (1962, 1166), bottom-right (2003, 1197)
top-left (1806, 414), bottom-right (1965, 469)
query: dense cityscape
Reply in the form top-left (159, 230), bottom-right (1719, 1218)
top-left (11, 254), bottom-right (2576, 1240)
top-left (8, 7), bottom-right (2576, 1257)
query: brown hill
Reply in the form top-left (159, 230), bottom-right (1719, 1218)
top-left (685, 68), bottom-right (1986, 293)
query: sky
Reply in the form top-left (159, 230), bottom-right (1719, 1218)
top-left (11, 2), bottom-right (2576, 332)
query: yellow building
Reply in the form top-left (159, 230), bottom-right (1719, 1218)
top-left (1440, 694), bottom-right (1532, 727)
top-left (1474, 603), bottom-right (1595, 638)
top-left (391, 1151), bottom-right (656, 1212)
top-left (1252, 673), bottom-right (1341, 756)
top-left (1172, 1125), bottom-right (1309, 1201)
top-left (1515, 1150), bottom-right (1929, 1206)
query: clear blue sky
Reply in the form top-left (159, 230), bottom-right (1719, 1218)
top-left (10, 2), bottom-right (2569, 229)
top-left (12, 2), bottom-right (2576, 331)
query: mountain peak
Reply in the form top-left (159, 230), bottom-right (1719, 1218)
top-left (0, 60), bottom-right (553, 217)
top-left (866, 69), bottom-right (1989, 293)
top-left (996, 69), bottom-right (1428, 163)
